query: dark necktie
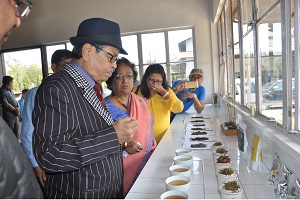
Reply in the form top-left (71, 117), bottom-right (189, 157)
top-left (93, 82), bottom-right (105, 106)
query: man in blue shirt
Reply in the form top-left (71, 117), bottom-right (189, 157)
top-left (18, 89), bottom-right (28, 122)
top-left (172, 68), bottom-right (206, 118)
top-left (21, 49), bottom-right (73, 187)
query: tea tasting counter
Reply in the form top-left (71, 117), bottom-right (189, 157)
top-left (125, 105), bottom-right (276, 199)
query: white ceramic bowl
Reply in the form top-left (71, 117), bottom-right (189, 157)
top-left (169, 164), bottom-right (192, 177)
top-left (214, 153), bottom-right (230, 162)
top-left (215, 155), bottom-right (232, 171)
top-left (211, 142), bottom-right (225, 151)
top-left (219, 182), bottom-right (243, 199)
top-left (213, 148), bottom-right (229, 160)
top-left (213, 147), bottom-right (228, 155)
top-left (215, 161), bottom-right (232, 171)
top-left (173, 155), bottom-right (193, 167)
top-left (175, 148), bottom-right (193, 156)
top-left (165, 175), bottom-right (191, 193)
top-left (216, 168), bottom-right (238, 187)
top-left (160, 190), bottom-right (188, 199)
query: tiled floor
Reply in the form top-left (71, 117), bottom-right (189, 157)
top-left (126, 106), bottom-right (277, 199)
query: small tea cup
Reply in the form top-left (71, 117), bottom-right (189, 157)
top-left (175, 148), bottom-right (193, 156)
top-left (165, 175), bottom-right (191, 193)
top-left (173, 155), bottom-right (193, 166)
top-left (169, 164), bottom-right (192, 177)
top-left (160, 190), bottom-right (188, 199)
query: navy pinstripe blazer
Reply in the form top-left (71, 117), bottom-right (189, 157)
top-left (32, 63), bottom-right (123, 198)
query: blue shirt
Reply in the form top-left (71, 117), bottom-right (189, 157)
top-left (70, 60), bottom-right (95, 88)
top-left (21, 87), bottom-right (38, 167)
top-left (104, 98), bottom-right (128, 121)
top-left (18, 97), bottom-right (25, 121)
top-left (21, 61), bottom-right (96, 168)
top-left (172, 80), bottom-right (206, 113)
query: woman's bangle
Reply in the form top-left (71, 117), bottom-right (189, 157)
top-left (163, 92), bottom-right (169, 98)
top-left (172, 88), bottom-right (177, 94)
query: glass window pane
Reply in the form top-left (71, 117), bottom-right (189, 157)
top-left (233, 22), bottom-right (240, 45)
top-left (133, 65), bottom-right (140, 86)
top-left (225, 3), bottom-right (233, 49)
top-left (66, 42), bottom-right (73, 51)
top-left (143, 64), bottom-right (167, 80)
top-left (3, 48), bottom-right (43, 92)
top-left (168, 29), bottom-right (193, 62)
top-left (170, 61), bottom-right (194, 84)
top-left (221, 12), bottom-right (226, 56)
top-left (242, 31), bottom-right (256, 107)
top-left (234, 43), bottom-right (241, 103)
top-left (291, 0), bottom-right (296, 130)
top-left (121, 35), bottom-right (139, 64)
top-left (46, 44), bottom-right (66, 75)
top-left (218, 21), bottom-right (223, 65)
top-left (258, 21), bottom-right (283, 124)
top-left (141, 32), bottom-right (166, 64)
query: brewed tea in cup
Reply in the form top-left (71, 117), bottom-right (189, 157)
top-left (169, 164), bottom-right (191, 177)
top-left (160, 190), bottom-right (188, 199)
top-left (165, 175), bottom-right (191, 193)
top-left (175, 148), bottom-right (193, 156)
top-left (173, 155), bottom-right (193, 166)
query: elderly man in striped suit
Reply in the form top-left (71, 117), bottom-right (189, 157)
top-left (32, 18), bottom-right (138, 198)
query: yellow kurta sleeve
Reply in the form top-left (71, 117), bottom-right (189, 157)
top-left (167, 88), bottom-right (184, 114)
top-left (133, 86), bottom-right (183, 143)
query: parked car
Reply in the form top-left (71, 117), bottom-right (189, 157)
top-left (262, 79), bottom-right (295, 101)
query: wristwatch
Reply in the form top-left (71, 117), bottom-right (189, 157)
top-left (122, 142), bottom-right (128, 150)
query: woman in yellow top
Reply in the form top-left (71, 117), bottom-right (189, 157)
top-left (133, 64), bottom-right (184, 143)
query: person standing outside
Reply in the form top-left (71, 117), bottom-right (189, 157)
top-left (0, 76), bottom-right (20, 138)
top-left (0, 0), bottom-right (43, 198)
top-left (32, 18), bottom-right (138, 198)
top-left (172, 68), bottom-right (206, 116)
top-left (18, 88), bottom-right (28, 122)
top-left (21, 49), bottom-right (73, 188)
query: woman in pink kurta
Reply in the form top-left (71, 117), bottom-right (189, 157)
top-left (105, 58), bottom-right (156, 196)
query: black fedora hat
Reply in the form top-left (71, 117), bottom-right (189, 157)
top-left (70, 18), bottom-right (128, 55)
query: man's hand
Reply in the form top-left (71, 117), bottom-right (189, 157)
top-left (113, 116), bottom-right (138, 144)
top-left (33, 166), bottom-right (46, 187)
top-left (173, 81), bottom-right (186, 94)
top-left (124, 140), bottom-right (143, 154)
top-left (14, 107), bottom-right (20, 116)
top-left (181, 92), bottom-right (196, 99)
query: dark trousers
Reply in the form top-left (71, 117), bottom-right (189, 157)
top-left (3, 115), bottom-right (20, 138)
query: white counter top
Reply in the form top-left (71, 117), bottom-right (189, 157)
top-left (126, 105), bottom-right (277, 199)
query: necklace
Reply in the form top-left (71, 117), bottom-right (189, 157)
top-left (113, 93), bottom-right (131, 110)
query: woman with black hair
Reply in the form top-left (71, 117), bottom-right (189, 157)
top-left (133, 64), bottom-right (183, 143)
top-left (105, 58), bottom-right (156, 195)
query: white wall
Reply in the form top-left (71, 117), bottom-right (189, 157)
top-left (2, 0), bottom-right (218, 103)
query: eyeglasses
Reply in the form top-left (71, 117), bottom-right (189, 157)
top-left (116, 74), bottom-right (134, 80)
top-left (148, 78), bottom-right (163, 83)
top-left (15, 0), bottom-right (32, 19)
top-left (93, 44), bottom-right (119, 63)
